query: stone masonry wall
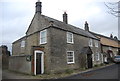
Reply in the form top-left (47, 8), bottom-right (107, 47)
top-left (9, 55), bottom-right (31, 74)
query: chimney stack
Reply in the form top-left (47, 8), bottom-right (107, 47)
top-left (63, 12), bottom-right (68, 24)
top-left (84, 21), bottom-right (89, 31)
top-left (110, 34), bottom-right (113, 38)
top-left (35, 0), bottom-right (42, 14)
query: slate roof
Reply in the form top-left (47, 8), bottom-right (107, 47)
top-left (80, 46), bottom-right (93, 54)
top-left (90, 31), bottom-right (120, 42)
top-left (40, 15), bottom-right (98, 40)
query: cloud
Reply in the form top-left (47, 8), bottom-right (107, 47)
top-left (0, 0), bottom-right (119, 53)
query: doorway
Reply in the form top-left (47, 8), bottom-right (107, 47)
top-left (87, 54), bottom-right (93, 68)
top-left (34, 51), bottom-right (44, 75)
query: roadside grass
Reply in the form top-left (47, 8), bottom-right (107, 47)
top-left (35, 68), bottom-right (89, 79)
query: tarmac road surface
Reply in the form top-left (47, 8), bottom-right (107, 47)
top-left (64, 64), bottom-right (120, 79)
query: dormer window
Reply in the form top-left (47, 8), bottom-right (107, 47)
top-left (21, 40), bottom-right (25, 47)
top-left (40, 29), bottom-right (47, 44)
top-left (89, 38), bottom-right (93, 47)
top-left (67, 32), bottom-right (74, 44)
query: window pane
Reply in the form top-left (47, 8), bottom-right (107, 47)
top-left (67, 32), bottom-right (73, 43)
top-left (67, 51), bottom-right (74, 64)
top-left (40, 30), bottom-right (47, 44)
top-left (21, 41), bottom-right (25, 47)
top-left (89, 39), bottom-right (93, 47)
top-left (95, 40), bottom-right (98, 47)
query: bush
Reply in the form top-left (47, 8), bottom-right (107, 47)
top-left (65, 69), bottom-right (73, 74)
top-left (94, 64), bottom-right (99, 67)
top-left (100, 63), bottom-right (104, 66)
top-left (54, 71), bottom-right (63, 74)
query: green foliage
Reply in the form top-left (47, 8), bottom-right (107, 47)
top-left (100, 63), bottom-right (104, 66)
top-left (54, 71), bottom-right (63, 75)
top-left (65, 69), bottom-right (73, 74)
top-left (94, 64), bottom-right (99, 67)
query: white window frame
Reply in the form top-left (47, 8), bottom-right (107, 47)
top-left (89, 38), bottom-right (93, 47)
top-left (95, 40), bottom-right (98, 47)
top-left (92, 54), bottom-right (95, 61)
top-left (109, 47), bottom-right (112, 50)
top-left (67, 51), bottom-right (75, 64)
top-left (101, 53), bottom-right (104, 63)
top-left (40, 29), bottom-right (47, 44)
top-left (21, 40), bottom-right (25, 47)
top-left (67, 32), bottom-right (74, 44)
top-left (96, 53), bottom-right (100, 61)
top-left (117, 49), bottom-right (118, 52)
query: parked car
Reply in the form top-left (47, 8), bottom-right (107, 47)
top-left (113, 55), bottom-right (120, 64)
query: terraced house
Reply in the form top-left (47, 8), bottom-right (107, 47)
top-left (10, 1), bottom-right (103, 75)
top-left (90, 32), bottom-right (120, 63)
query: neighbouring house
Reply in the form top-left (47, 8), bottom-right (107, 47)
top-left (90, 32), bottom-right (120, 63)
top-left (118, 41), bottom-right (120, 55)
top-left (9, 1), bottom-right (103, 75)
top-left (0, 45), bottom-right (10, 69)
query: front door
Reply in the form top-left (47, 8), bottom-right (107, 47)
top-left (36, 53), bottom-right (41, 74)
top-left (87, 54), bottom-right (93, 68)
top-left (34, 51), bottom-right (44, 75)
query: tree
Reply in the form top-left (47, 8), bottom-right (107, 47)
top-left (104, 1), bottom-right (120, 17)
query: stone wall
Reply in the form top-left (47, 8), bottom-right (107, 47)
top-left (1, 45), bottom-right (10, 69)
top-left (12, 37), bottom-right (26, 55)
top-left (9, 55), bottom-right (32, 74)
top-left (47, 27), bottom-right (102, 73)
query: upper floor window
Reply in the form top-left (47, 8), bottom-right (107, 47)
top-left (95, 40), bottom-right (99, 47)
top-left (89, 38), bottom-right (93, 47)
top-left (67, 51), bottom-right (75, 64)
top-left (21, 40), bottom-right (25, 47)
top-left (109, 47), bottom-right (112, 50)
top-left (40, 29), bottom-right (47, 44)
top-left (67, 32), bottom-right (74, 44)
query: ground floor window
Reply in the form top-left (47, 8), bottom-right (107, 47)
top-left (96, 53), bottom-right (100, 61)
top-left (67, 51), bottom-right (75, 64)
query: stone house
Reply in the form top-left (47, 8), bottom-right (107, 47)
top-left (90, 32), bottom-right (120, 63)
top-left (9, 1), bottom-right (103, 75)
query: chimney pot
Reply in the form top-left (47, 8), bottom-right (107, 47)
top-left (110, 34), bottom-right (113, 38)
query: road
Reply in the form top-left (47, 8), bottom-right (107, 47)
top-left (64, 64), bottom-right (120, 79)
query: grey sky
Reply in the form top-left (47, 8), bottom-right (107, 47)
top-left (0, 0), bottom-right (119, 53)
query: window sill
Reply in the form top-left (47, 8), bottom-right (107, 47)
top-left (40, 42), bottom-right (47, 45)
top-left (67, 42), bottom-right (74, 44)
top-left (67, 62), bottom-right (75, 64)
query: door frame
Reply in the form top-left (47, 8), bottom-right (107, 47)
top-left (34, 50), bottom-right (44, 75)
